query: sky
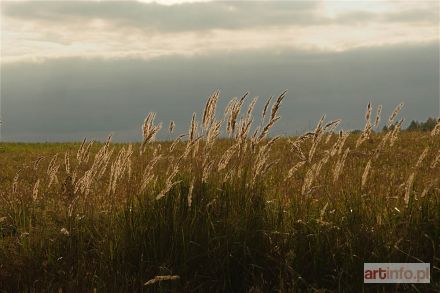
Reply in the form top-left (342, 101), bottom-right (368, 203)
top-left (0, 0), bottom-right (439, 142)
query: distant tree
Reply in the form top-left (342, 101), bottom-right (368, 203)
top-left (405, 117), bottom-right (437, 132)
top-left (407, 120), bottom-right (420, 131)
top-left (422, 117), bottom-right (437, 131)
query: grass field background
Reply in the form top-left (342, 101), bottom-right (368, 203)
top-left (1, 93), bottom-right (439, 292)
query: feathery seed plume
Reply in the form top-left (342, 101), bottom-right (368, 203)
top-left (387, 102), bottom-right (404, 128)
top-left (374, 105), bottom-right (382, 128)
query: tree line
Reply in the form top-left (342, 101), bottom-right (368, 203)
top-left (382, 117), bottom-right (438, 132)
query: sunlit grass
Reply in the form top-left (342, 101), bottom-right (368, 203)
top-left (1, 93), bottom-right (439, 292)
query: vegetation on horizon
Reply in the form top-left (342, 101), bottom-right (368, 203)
top-left (1, 91), bottom-right (440, 292)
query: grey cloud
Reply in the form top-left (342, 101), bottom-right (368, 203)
top-left (3, 1), bottom-right (438, 34)
top-left (2, 1), bottom-right (319, 32)
top-left (1, 42), bottom-right (438, 142)
top-left (336, 7), bottom-right (439, 25)
top-left (384, 7), bottom-right (439, 23)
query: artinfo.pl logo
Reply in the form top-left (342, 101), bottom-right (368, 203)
top-left (364, 263), bottom-right (430, 283)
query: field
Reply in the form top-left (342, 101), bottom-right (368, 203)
top-left (1, 93), bottom-right (439, 292)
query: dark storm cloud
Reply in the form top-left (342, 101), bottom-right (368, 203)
top-left (1, 42), bottom-right (438, 142)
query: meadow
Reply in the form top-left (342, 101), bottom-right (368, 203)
top-left (1, 92), bottom-right (439, 292)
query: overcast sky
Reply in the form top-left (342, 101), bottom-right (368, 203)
top-left (1, 0), bottom-right (439, 142)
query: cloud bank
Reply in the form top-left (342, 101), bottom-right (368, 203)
top-left (2, 1), bottom-right (438, 62)
top-left (2, 43), bottom-right (438, 141)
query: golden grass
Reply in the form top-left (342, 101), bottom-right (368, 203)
top-left (0, 91), bottom-right (439, 292)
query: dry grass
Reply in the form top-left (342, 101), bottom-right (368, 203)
top-left (0, 91), bottom-right (439, 292)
